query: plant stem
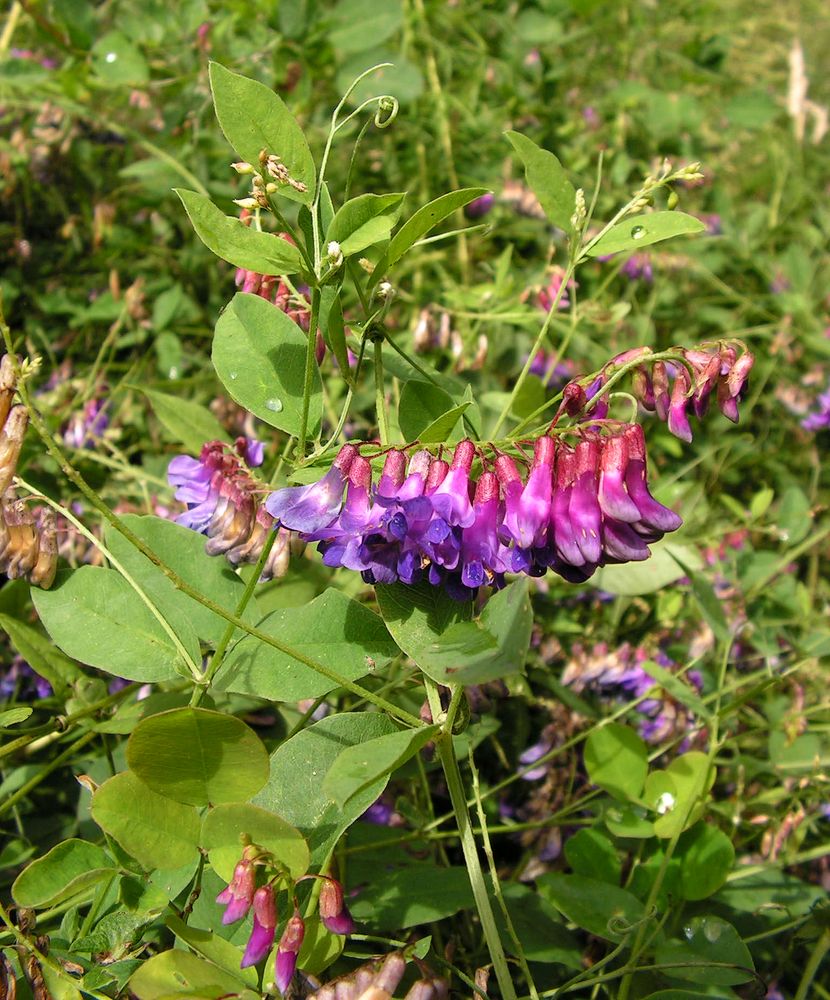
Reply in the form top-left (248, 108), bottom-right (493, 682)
top-left (0, 730), bottom-right (96, 818)
top-left (425, 678), bottom-right (516, 1000)
top-left (296, 286), bottom-right (321, 461)
top-left (795, 930), bottom-right (830, 1000)
top-left (190, 529), bottom-right (277, 706)
top-left (374, 339), bottom-right (390, 445)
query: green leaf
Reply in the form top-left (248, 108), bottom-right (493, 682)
top-left (92, 771), bottom-right (201, 870)
top-left (678, 822), bottom-right (735, 901)
top-left (213, 292), bottom-right (322, 436)
top-left (564, 828), bottom-right (621, 885)
top-left (104, 515), bottom-right (259, 648)
top-left (321, 290), bottom-right (351, 383)
top-left (418, 402), bottom-right (472, 444)
top-left (328, 0), bottom-right (403, 53)
top-left (176, 190), bottom-right (305, 275)
top-left (584, 723), bottom-right (648, 802)
top-left (139, 387), bottom-right (230, 454)
top-left (255, 713), bottom-right (397, 863)
top-left (0, 706), bottom-right (32, 728)
top-left (639, 660), bottom-right (711, 722)
top-left (384, 187), bottom-right (490, 268)
top-left (91, 31), bottom-right (148, 85)
top-left (326, 193), bottom-right (405, 256)
top-left (32, 566), bottom-right (188, 683)
top-left (323, 725), bottom-right (438, 806)
top-left (0, 614), bottom-right (81, 694)
top-left (505, 131), bottom-right (576, 232)
top-left (296, 916), bottom-right (345, 977)
top-left (586, 211), bottom-right (705, 258)
top-left (375, 579), bottom-right (472, 671)
top-left (651, 752), bottom-right (714, 839)
top-left (537, 873), bottom-right (646, 943)
top-left (654, 916), bottom-right (754, 985)
top-left (406, 580), bottom-right (533, 686)
top-left (592, 540), bottom-right (702, 596)
top-left (209, 62), bottom-right (315, 205)
top-left (12, 840), bottom-right (116, 908)
top-left (642, 992), bottom-right (733, 1000)
top-left (127, 708), bottom-right (270, 806)
top-left (129, 949), bottom-right (258, 1000)
top-left (348, 865), bottom-right (474, 929)
top-left (602, 802), bottom-right (655, 839)
top-left (398, 380), bottom-right (458, 442)
top-left (201, 802), bottom-right (309, 880)
top-left (498, 883), bottom-right (582, 968)
top-left (215, 588), bottom-right (399, 702)
top-left (166, 915), bottom-right (258, 988)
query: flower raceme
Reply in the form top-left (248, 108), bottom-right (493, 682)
top-left (264, 426), bottom-right (683, 601)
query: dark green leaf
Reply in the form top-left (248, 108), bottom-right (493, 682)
top-left (375, 579), bottom-right (472, 666)
top-left (398, 381), bottom-right (457, 442)
top-left (139, 388), bottom-right (230, 454)
top-left (537, 873), bottom-right (646, 942)
top-left (678, 823), bottom-right (735, 901)
top-left (564, 828), bottom-right (621, 885)
top-left (0, 613), bottom-right (81, 694)
top-left (209, 62), bottom-right (315, 205)
top-left (177, 190), bottom-right (305, 275)
top-left (505, 131), bottom-right (576, 232)
top-left (213, 291), bottom-right (322, 436)
top-left (348, 865), bottom-right (473, 929)
top-left (32, 566), bottom-right (189, 683)
top-left (654, 916), bottom-right (754, 985)
top-left (418, 402), bottom-right (472, 444)
top-left (323, 725), bottom-right (438, 806)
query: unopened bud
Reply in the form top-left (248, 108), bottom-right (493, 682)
top-left (28, 508), bottom-right (57, 589)
top-left (231, 161), bottom-right (255, 175)
top-left (0, 406), bottom-right (29, 493)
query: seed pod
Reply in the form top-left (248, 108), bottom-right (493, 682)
top-left (0, 406), bottom-right (29, 493)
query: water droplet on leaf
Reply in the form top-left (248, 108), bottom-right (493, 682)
top-left (265, 398), bottom-right (283, 412)
top-left (631, 225), bottom-right (645, 240)
top-left (703, 919), bottom-right (722, 943)
top-left (683, 925), bottom-right (693, 940)
top-left (105, 52), bottom-right (118, 63)
top-left (228, 371), bottom-right (238, 381)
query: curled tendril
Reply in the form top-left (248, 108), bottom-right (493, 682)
top-left (374, 95), bottom-right (399, 128)
top-left (607, 905), bottom-right (658, 936)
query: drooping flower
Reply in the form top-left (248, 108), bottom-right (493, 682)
top-left (318, 877), bottom-right (355, 936)
top-left (274, 910), bottom-right (305, 994)
top-left (265, 444), bottom-right (357, 533)
top-left (216, 859), bottom-right (256, 925)
top-left (241, 885), bottom-right (278, 967)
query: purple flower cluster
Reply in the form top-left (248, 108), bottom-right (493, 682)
top-left (801, 382), bottom-right (830, 431)
top-left (264, 425), bottom-right (683, 600)
top-left (216, 850), bottom-right (354, 993)
top-left (167, 437), bottom-right (291, 581)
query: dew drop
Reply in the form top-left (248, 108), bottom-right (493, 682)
top-left (703, 919), bottom-right (722, 943)
top-left (265, 397), bottom-right (283, 412)
top-left (683, 925), bottom-right (694, 940)
top-left (631, 225), bottom-right (645, 240)
top-left (228, 370), bottom-right (239, 381)
top-left (105, 52), bottom-right (118, 63)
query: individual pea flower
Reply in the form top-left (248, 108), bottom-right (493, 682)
top-left (265, 444), bottom-right (357, 534)
top-left (620, 253), bottom-right (654, 283)
top-left (274, 909), bottom-right (305, 994)
top-left (801, 382), bottom-right (830, 431)
top-left (216, 857), bottom-right (256, 925)
top-left (537, 266), bottom-right (576, 312)
top-left (62, 398), bottom-right (109, 449)
top-left (318, 877), bottom-right (355, 936)
top-left (241, 885), bottom-right (278, 968)
top-left (0, 405), bottom-right (28, 494)
top-left (464, 192), bottom-right (495, 219)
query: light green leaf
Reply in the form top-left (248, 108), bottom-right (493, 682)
top-left (127, 708), bottom-right (270, 806)
top-left (384, 187), bottom-right (490, 269)
top-left (592, 540), bottom-right (702, 596)
top-left (0, 706), bottom-right (32, 728)
top-left (586, 211), bottom-right (705, 258)
top-left (13, 840), bottom-right (116, 908)
top-left (323, 725), bottom-right (438, 806)
top-left (209, 62), bottom-right (315, 205)
top-left (140, 387), bottom-right (229, 454)
top-left (216, 588), bottom-right (398, 702)
top-left (201, 802), bottom-right (309, 880)
top-left (584, 723), bottom-right (648, 802)
top-left (678, 822), bottom-right (735, 901)
top-left (329, 0), bottom-right (403, 53)
top-left (651, 752), bottom-right (715, 839)
top-left (418, 402), bottom-right (472, 444)
top-left (505, 131), bottom-right (576, 232)
top-left (326, 192), bottom-right (405, 255)
top-left (213, 292), bottom-right (322, 436)
top-left (177, 189), bottom-right (305, 275)
top-left (91, 31), bottom-right (148, 85)
top-left (92, 771), bottom-right (200, 871)
top-left (375, 579), bottom-right (472, 667)
top-left (166, 915), bottom-right (258, 988)
top-left (32, 566), bottom-right (188, 683)
top-left (398, 381), bottom-right (458, 443)
top-left (129, 949), bottom-right (258, 1000)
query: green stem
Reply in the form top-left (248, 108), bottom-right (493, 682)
top-left (190, 529), bottom-right (277, 706)
top-left (374, 339), bottom-right (390, 445)
top-left (0, 730), bottom-right (96, 818)
top-left (296, 287), bottom-right (322, 461)
top-left (795, 931), bottom-right (830, 1000)
top-left (490, 262), bottom-right (575, 439)
top-left (426, 680), bottom-right (516, 1000)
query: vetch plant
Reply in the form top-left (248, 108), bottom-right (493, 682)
top-left (2, 55), bottom-right (789, 1000)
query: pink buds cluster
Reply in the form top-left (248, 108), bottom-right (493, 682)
top-left (304, 952), bottom-right (448, 1000)
top-left (167, 437), bottom-right (291, 581)
top-left (0, 354), bottom-right (57, 588)
top-left (216, 850), bottom-right (354, 994)
top-left (579, 342), bottom-right (754, 442)
top-left (265, 425), bottom-right (682, 600)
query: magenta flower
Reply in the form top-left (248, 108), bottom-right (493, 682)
top-left (216, 859), bottom-right (256, 925)
top-left (241, 885), bottom-right (277, 967)
top-left (274, 910), bottom-right (305, 994)
top-left (318, 878), bottom-right (355, 936)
